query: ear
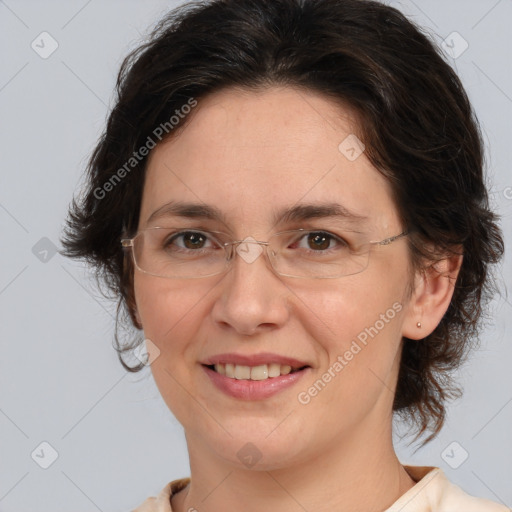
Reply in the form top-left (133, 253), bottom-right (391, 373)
top-left (402, 250), bottom-right (463, 340)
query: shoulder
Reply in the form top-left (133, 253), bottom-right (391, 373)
top-left (386, 466), bottom-right (510, 512)
top-left (132, 478), bottom-right (190, 512)
top-left (132, 469), bottom-right (510, 512)
top-left (432, 470), bottom-right (510, 512)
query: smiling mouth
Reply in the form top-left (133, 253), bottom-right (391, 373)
top-left (204, 363), bottom-right (309, 381)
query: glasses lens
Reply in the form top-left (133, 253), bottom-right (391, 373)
top-left (269, 231), bottom-right (370, 278)
top-left (129, 228), bottom-right (373, 279)
top-left (133, 228), bottom-right (228, 278)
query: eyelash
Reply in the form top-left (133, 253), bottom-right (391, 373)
top-left (164, 231), bottom-right (217, 251)
top-left (290, 231), bottom-right (349, 253)
top-left (163, 230), bottom-right (349, 253)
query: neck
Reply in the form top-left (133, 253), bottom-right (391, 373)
top-left (172, 418), bottom-right (417, 512)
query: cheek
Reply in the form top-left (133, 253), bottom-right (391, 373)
top-left (133, 276), bottom-right (216, 420)
top-left (133, 275), bottom-right (214, 357)
top-left (295, 299), bottom-right (404, 432)
top-left (299, 271), bottom-right (406, 348)
top-left (301, 272), bottom-right (407, 394)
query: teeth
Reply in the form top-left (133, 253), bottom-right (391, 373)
top-left (213, 363), bottom-right (297, 380)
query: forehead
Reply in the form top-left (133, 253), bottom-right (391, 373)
top-left (139, 86), bottom-right (400, 233)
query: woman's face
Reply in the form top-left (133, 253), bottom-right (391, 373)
top-left (134, 86), bottom-right (415, 469)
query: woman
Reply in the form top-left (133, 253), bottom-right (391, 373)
top-left (60, 0), bottom-right (507, 510)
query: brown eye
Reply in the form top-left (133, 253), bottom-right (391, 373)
top-left (292, 231), bottom-right (347, 253)
top-left (165, 231), bottom-right (213, 251)
top-left (307, 232), bottom-right (331, 251)
top-left (182, 232), bottom-right (207, 249)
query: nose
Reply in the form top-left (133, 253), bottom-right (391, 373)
top-left (211, 238), bottom-right (290, 336)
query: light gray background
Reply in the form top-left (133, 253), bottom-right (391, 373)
top-left (0, 1), bottom-right (511, 511)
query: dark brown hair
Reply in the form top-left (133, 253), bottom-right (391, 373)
top-left (60, 0), bottom-right (504, 446)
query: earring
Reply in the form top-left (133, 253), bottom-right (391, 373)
top-left (416, 322), bottom-right (422, 328)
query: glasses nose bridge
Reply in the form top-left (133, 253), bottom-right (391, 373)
top-left (222, 237), bottom-right (273, 265)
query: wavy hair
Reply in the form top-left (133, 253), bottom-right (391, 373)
top-left (60, 0), bottom-right (504, 446)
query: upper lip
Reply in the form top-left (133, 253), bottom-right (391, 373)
top-left (202, 352), bottom-right (311, 369)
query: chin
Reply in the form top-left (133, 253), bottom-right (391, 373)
top-left (205, 426), bottom-right (309, 470)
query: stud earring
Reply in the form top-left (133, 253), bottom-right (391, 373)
top-left (416, 322), bottom-right (422, 328)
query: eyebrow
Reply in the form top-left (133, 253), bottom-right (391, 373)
top-left (145, 201), bottom-right (368, 228)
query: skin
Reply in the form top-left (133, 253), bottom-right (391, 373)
top-left (132, 86), bottom-right (462, 512)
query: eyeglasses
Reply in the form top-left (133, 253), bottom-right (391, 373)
top-left (121, 227), bottom-right (408, 279)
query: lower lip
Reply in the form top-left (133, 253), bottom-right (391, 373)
top-left (202, 365), bottom-right (310, 400)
